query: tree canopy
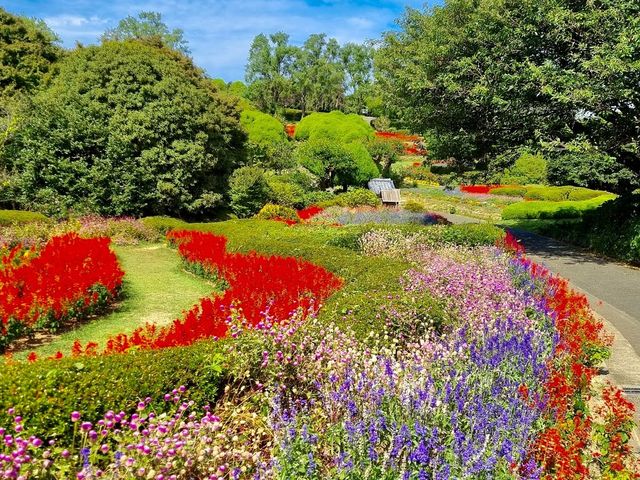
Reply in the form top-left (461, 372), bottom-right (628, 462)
top-left (0, 8), bottom-right (62, 97)
top-left (102, 11), bottom-right (190, 54)
top-left (377, 0), bottom-right (640, 190)
top-left (2, 39), bottom-right (245, 216)
top-left (245, 32), bottom-right (375, 116)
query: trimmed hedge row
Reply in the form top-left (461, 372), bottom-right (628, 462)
top-left (502, 195), bottom-right (615, 220)
top-left (0, 209), bottom-right (49, 226)
top-left (488, 185), bottom-right (612, 201)
top-left (0, 341), bottom-right (226, 442)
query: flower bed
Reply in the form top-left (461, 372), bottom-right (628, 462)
top-left (460, 184), bottom-right (500, 194)
top-left (310, 206), bottom-right (449, 226)
top-left (0, 233), bottom-right (123, 352)
top-left (85, 230), bottom-right (344, 354)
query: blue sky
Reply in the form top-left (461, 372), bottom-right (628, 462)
top-left (5, 0), bottom-right (437, 81)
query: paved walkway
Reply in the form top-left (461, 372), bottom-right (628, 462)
top-left (440, 212), bottom-right (640, 431)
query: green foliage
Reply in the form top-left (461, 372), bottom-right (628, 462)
top-left (294, 111), bottom-right (374, 144)
top-left (0, 209), bottom-right (48, 226)
top-left (101, 11), bottom-right (190, 54)
top-left (400, 165), bottom-right (438, 183)
top-left (254, 203), bottom-right (299, 222)
top-left (228, 167), bottom-right (271, 218)
top-left (0, 8), bottom-right (62, 97)
top-left (240, 108), bottom-right (286, 146)
top-left (365, 137), bottom-right (403, 176)
top-left (3, 39), bottom-right (245, 217)
top-left (542, 138), bottom-right (637, 192)
top-left (266, 177), bottom-right (305, 209)
top-left (141, 216), bottom-right (190, 234)
top-left (0, 341), bottom-right (225, 442)
top-left (343, 142), bottom-right (380, 185)
top-left (296, 139), bottom-right (363, 189)
top-left (501, 152), bottom-right (547, 185)
top-left (489, 186), bottom-right (528, 197)
top-left (245, 32), bottom-right (373, 115)
top-left (403, 200), bottom-right (425, 213)
top-left (318, 188), bottom-right (381, 208)
top-left (502, 195), bottom-right (615, 220)
top-left (535, 195), bottom-right (640, 264)
top-left (524, 186), bottom-right (611, 202)
top-left (376, 0), bottom-right (640, 184)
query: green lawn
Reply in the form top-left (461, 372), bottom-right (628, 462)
top-left (22, 243), bottom-right (214, 358)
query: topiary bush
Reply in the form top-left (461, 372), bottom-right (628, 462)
top-left (317, 188), bottom-right (381, 208)
top-left (266, 177), bottom-right (306, 209)
top-left (296, 139), bottom-right (378, 190)
top-left (228, 167), bottom-right (271, 218)
top-left (502, 196), bottom-right (615, 220)
top-left (0, 341), bottom-right (226, 443)
top-left (142, 216), bottom-right (190, 234)
top-left (294, 111), bottom-right (374, 143)
top-left (240, 108), bottom-right (286, 147)
top-left (254, 203), bottom-right (299, 222)
top-left (403, 200), bottom-right (425, 213)
top-left (523, 186), bottom-right (611, 202)
top-left (500, 152), bottom-right (547, 185)
top-left (0, 209), bottom-right (49, 226)
top-left (2, 39), bottom-right (245, 217)
top-left (488, 186), bottom-right (528, 197)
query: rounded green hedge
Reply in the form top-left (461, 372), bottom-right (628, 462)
top-left (0, 209), bottom-right (49, 226)
top-left (294, 111), bottom-right (374, 143)
top-left (0, 341), bottom-right (226, 442)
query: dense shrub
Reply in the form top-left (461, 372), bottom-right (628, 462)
top-left (318, 188), bottom-right (381, 208)
top-left (254, 203), bottom-right (299, 222)
top-left (489, 186), bottom-right (528, 197)
top-left (294, 111), bottom-right (374, 143)
top-left (266, 177), bottom-right (305, 208)
top-left (400, 164), bottom-right (438, 183)
top-left (542, 138), bottom-right (637, 192)
top-left (403, 200), bottom-right (425, 212)
top-left (343, 142), bottom-right (380, 185)
top-left (0, 341), bottom-right (226, 442)
top-left (0, 209), bottom-right (48, 226)
top-left (501, 152), bottom-right (547, 185)
top-left (502, 196), bottom-right (614, 220)
top-left (365, 137), bottom-right (403, 176)
top-left (228, 167), bottom-right (271, 218)
top-left (0, 8), bottom-right (62, 97)
top-left (240, 108), bottom-right (286, 146)
top-left (141, 216), bottom-right (190, 234)
top-left (3, 39), bottom-right (245, 217)
top-left (296, 139), bottom-right (378, 189)
top-left (524, 186), bottom-right (611, 202)
top-left (245, 141), bottom-right (296, 172)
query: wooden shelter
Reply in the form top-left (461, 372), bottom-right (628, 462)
top-left (368, 178), bottom-right (401, 207)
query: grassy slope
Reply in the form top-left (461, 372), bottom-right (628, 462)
top-left (23, 243), bottom-right (213, 358)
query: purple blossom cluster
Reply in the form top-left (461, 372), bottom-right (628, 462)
top-left (268, 245), bottom-right (557, 478)
top-left (310, 206), bottom-right (448, 226)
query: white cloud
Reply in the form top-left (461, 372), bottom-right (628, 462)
top-left (44, 14), bottom-right (107, 28)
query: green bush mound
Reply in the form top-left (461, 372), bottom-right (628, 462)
top-left (240, 108), bottom-right (286, 147)
top-left (0, 341), bottom-right (226, 442)
top-left (255, 203), bottom-right (299, 222)
top-left (317, 188), bottom-right (381, 208)
top-left (488, 186), bottom-right (528, 197)
top-left (0, 209), bottom-right (49, 225)
top-left (531, 195), bottom-right (640, 264)
top-left (141, 216), bottom-right (191, 234)
top-left (524, 186), bottom-right (612, 202)
top-left (502, 195), bottom-right (615, 220)
top-left (294, 111), bottom-right (374, 144)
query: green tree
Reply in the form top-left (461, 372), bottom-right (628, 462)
top-left (2, 39), bottom-right (245, 217)
top-left (228, 166), bottom-right (271, 217)
top-left (296, 139), bottom-right (378, 190)
top-left (0, 8), bottom-right (62, 97)
top-left (376, 0), bottom-right (640, 189)
top-left (102, 11), bottom-right (189, 54)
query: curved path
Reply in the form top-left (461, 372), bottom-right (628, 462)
top-left (439, 212), bottom-right (640, 432)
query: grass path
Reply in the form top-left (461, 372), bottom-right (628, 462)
top-left (24, 244), bottom-right (213, 358)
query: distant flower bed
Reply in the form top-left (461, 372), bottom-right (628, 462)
top-left (459, 184), bottom-right (500, 194)
top-left (310, 206), bottom-right (449, 226)
top-left (0, 233), bottom-right (123, 352)
top-left (375, 131), bottom-right (427, 156)
top-left (62, 230), bottom-right (343, 356)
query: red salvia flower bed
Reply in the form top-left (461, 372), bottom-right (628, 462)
top-left (297, 205), bottom-right (324, 221)
top-left (0, 233), bottom-right (123, 351)
top-left (97, 230), bottom-right (343, 354)
top-left (460, 185), bottom-right (500, 194)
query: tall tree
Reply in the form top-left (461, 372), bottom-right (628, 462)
top-left (0, 8), bottom-right (62, 97)
top-left (102, 11), bottom-right (190, 54)
top-left (377, 0), bottom-right (639, 188)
